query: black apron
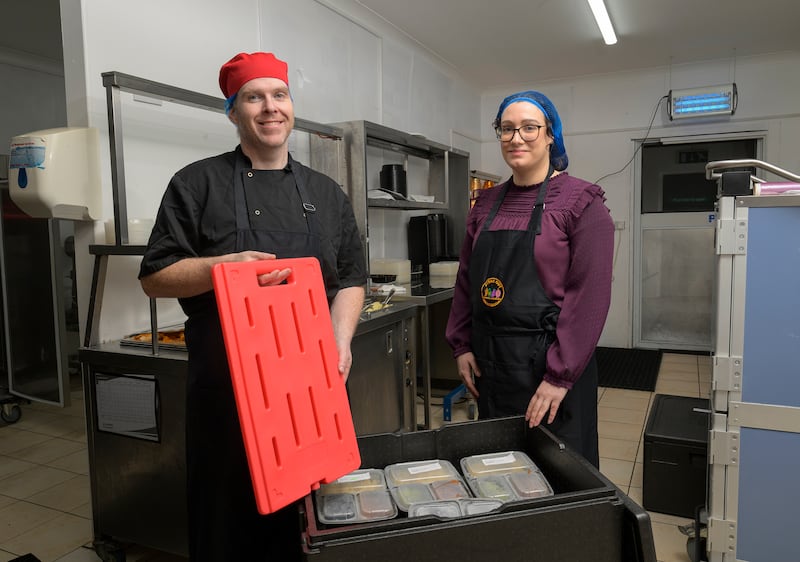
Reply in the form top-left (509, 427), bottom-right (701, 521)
top-left (185, 151), bottom-right (317, 561)
top-left (470, 167), bottom-right (599, 467)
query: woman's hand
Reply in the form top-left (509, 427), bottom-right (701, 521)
top-left (525, 380), bottom-right (568, 428)
top-left (456, 352), bottom-right (481, 398)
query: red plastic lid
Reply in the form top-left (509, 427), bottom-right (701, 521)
top-left (212, 257), bottom-right (361, 514)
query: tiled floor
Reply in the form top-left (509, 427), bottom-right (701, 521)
top-left (0, 352), bottom-right (711, 561)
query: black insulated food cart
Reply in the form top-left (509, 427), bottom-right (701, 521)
top-left (300, 416), bottom-right (656, 562)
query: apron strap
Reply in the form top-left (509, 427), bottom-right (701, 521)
top-left (287, 156), bottom-right (319, 239)
top-left (530, 164), bottom-right (553, 236)
top-left (478, 164), bottom-right (554, 237)
top-left (232, 147), bottom-right (250, 237)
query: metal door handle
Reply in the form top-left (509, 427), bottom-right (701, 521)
top-left (385, 330), bottom-right (393, 355)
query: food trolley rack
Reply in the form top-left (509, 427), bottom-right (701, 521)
top-left (700, 160), bottom-right (800, 562)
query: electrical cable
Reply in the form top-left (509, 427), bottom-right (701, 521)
top-left (611, 224), bottom-right (622, 281)
top-left (593, 95), bottom-right (668, 186)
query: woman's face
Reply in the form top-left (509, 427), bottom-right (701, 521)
top-left (498, 101), bottom-right (553, 178)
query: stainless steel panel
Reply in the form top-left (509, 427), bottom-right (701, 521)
top-left (348, 304), bottom-right (416, 435)
top-left (81, 344), bottom-right (189, 557)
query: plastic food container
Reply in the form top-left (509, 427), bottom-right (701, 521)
top-left (315, 469), bottom-right (398, 524)
top-left (384, 459), bottom-right (472, 511)
top-left (461, 451), bottom-right (554, 502)
top-left (408, 498), bottom-right (504, 519)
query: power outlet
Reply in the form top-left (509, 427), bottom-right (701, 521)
top-left (614, 221), bottom-right (626, 231)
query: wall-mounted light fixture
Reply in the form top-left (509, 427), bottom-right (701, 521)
top-left (668, 83), bottom-right (738, 120)
top-left (587, 0), bottom-right (617, 45)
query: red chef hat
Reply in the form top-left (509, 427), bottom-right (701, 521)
top-left (218, 52), bottom-right (289, 98)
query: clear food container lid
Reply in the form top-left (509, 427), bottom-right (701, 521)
top-left (408, 500), bottom-right (462, 519)
top-left (507, 470), bottom-right (553, 499)
top-left (467, 471), bottom-right (554, 503)
top-left (389, 477), bottom-right (473, 512)
top-left (315, 468), bottom-right (398, 525)
top-left (315, 490), bottom-right (398, 524)
top-left (318, 468), bottom-right (386, 495)
top-left (384, 459), bottom-right (460, 486)
top-left (390, 483), bottom-right (436, 511)
top-left (408, 498), bottom-right (503, 519)
top-left (460, 450), bottom-right (538, 478)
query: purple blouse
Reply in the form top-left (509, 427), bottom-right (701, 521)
top-left (445, 172), bottom-right (614, 389)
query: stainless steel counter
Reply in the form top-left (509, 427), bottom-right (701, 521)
top-left (389, 281), bottom-right (454, 305)
top-left (357, 300), bottom-right (419, 332)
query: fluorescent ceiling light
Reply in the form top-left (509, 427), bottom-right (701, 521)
top-left (587, 0), bottom-right (617, 45)
top-left (668, 84), bottom-right (738, 120)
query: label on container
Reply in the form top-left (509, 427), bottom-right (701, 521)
top-left (10, 139), bottom-right (46, 170)
top-left (408, 462), bottom-right (442, 474)
top-left (482, 453), bottom-right (516, 466)
top-left (336, 471), bottom-right (372, 483)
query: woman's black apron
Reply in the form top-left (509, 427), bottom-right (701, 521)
top-left (185, 151), bottom-right (318, 561)
top-left (469, 168), bottom-right (599, 467)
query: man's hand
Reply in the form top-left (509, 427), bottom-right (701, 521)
top-left (228, 251), bottom-right (291, 286)
top-left (330, 286), bottom-right (365, 384)
top-left (337, 344), bottom-right (353, 383)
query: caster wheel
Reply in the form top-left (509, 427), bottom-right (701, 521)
top-left (1, 404), bottom-right (21, 424)
top-left (686, 536), bottom-right (707, 562)
top-left (94, 540), bottom-right (126, 562)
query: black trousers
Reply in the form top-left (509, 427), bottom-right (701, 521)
top-left (477, 353), bottom-right (599, 468)
top-left (186, 381), bottom-right (303, 561)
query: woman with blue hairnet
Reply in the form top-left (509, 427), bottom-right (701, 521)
top-left (446, 91), bottom-right (613, 466)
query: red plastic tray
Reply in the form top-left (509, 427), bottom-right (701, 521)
top-left (212, 257), bottom-right (361, 514)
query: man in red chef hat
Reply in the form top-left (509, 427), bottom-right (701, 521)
top-left (139, 52), bottom-right (366, 560)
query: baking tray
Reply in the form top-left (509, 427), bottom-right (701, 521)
top-left (119, 325), bottom-right (186, 351)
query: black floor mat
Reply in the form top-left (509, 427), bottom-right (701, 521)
top-left (596, 347), bottom-right (662, 392)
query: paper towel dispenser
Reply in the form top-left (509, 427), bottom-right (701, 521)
top-left (8, 127), bottom-right (101, 220)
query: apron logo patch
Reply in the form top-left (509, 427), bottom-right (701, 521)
top-left (480, 277), bottom-right (505, 307)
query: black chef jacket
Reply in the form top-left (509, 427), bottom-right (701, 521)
top-left (139, 146), bottom-right (366, 310)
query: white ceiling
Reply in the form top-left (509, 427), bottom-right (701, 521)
top-left (2, 0), bottom-right (800, 92)
top-left (356, 0), bottom-right (800, 88)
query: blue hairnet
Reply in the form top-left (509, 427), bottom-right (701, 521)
top-left (224, 93), bottom-right (237, 115)
top-left (494, 91), bottom-right (568, 171)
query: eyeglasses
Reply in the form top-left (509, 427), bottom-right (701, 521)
top-left (495, 124), bottom-right (544, 142)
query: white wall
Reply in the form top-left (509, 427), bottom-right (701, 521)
top-left (479, 51), bottom-right (800, 347)
top-left (57, 0), bottom-right (800, 349)
top-left (61, 0), bottom-right (482, 342)
top-left (0, 54), bottom-right (67, 152)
